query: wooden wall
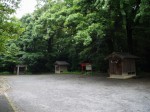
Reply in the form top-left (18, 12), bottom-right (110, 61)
top-left (122, 59), bottom-right (136, 75)
top-left (109, 58), bottom-right (136, 75)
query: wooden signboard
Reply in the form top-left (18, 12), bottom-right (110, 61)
top-left (86, 64), bottom-right (92, 71)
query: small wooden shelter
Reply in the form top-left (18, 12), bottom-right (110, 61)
top-left (54, 61), bottom-right (69, 74)
top-left (105, 52), bottom-right (138, 79)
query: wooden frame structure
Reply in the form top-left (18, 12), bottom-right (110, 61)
top-left (16, 65), bottom-right (27, 75)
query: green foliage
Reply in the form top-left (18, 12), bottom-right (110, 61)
top-left (0, 41), bottom-right (22, 73)
top-left (0, 0), bottom-right (21, 52)
top-left (1, 0), bottom-right (150, 73)
top-left (0, 0), bottom-right (22, 72)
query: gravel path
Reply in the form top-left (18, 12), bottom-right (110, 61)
top-left (0, 76), bottom-right (14, 112)
top-left (5, 74), bottom-right (150, 112)
top-left (0, 77), bottom-right (10, 95)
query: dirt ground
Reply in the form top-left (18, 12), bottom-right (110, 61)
top-left (3, 74), bottom-right (150, 112)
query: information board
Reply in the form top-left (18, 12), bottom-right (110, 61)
top-left (86, 65), bottom-right (92, 71)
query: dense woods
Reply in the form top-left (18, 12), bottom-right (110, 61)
top-left (0, 0), bottom-right (150, 73)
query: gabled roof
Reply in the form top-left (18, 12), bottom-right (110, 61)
top-left (105, 52), bottom-right (139, 60)
top-left (54, 61), bottom-right (69, 65)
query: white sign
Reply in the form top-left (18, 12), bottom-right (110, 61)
top-left (86, 65), bottom-right (92, 71)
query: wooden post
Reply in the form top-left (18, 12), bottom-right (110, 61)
top-left (25, 66), bottom-right (27, 71)
top-left (17, 65), bottom-right (19, 75)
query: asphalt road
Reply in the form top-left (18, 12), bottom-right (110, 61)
top-left (5, 74), bottom-right (150, 112)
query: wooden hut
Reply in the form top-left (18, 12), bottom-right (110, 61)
top-left (105, 52), bottom-right (138, 79)
top-left (54, 61), bottom-right (69, 74)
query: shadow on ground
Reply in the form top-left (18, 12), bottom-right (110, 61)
top-left (0, 95), bottom-right (14, 112)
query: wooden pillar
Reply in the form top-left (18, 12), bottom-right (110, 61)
top-left (17, 65), bottom-right (20, 75)
top-left (25, 66), bottom-right (27, 71)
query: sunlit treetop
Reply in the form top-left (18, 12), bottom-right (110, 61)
top-left (0, 0), bottom-right (21, 14)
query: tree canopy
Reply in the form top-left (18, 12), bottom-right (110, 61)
top-left (0, 0), bottom-right (150, 73)
top-left (0, 0), bottom-right (22, 52)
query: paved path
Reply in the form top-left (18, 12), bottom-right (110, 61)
top-left (0, 78), bottom-right (9, 94)
top-left (5, 74), bottom-right (150, 112)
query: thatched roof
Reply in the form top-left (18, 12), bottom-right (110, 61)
top-left (54, 61), bottom-right (69, 65)
top-left (105, 52), bottom-right (139, 60)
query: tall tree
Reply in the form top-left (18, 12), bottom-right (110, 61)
top-left (0, 0), bottom-right (21, 52)
top-left (11, 0), bottom-right (150, 73)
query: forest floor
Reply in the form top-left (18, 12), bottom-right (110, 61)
top-left (1, 74), bottom-right (150, 112)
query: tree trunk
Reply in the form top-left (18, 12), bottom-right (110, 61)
top-left (125, 0), bottom-right (141, 54)
top-left (47, 38), bottom-right (52, 53)
top-left (126, 19), bottom-right (133, 54)
top-left (107, 36), bottom-right (114, 53)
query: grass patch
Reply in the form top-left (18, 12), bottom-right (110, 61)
top-left (0, 72), bottom-right (12, 75)
top-left (63, 71), bottom-right (95, 75)
top-left (63, 71), bottom-right (82, 75)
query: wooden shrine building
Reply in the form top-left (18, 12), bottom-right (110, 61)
top-left (54, 61), bottom-right (69, 74)
top-left (105, 52), bottom-right (138, 79)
